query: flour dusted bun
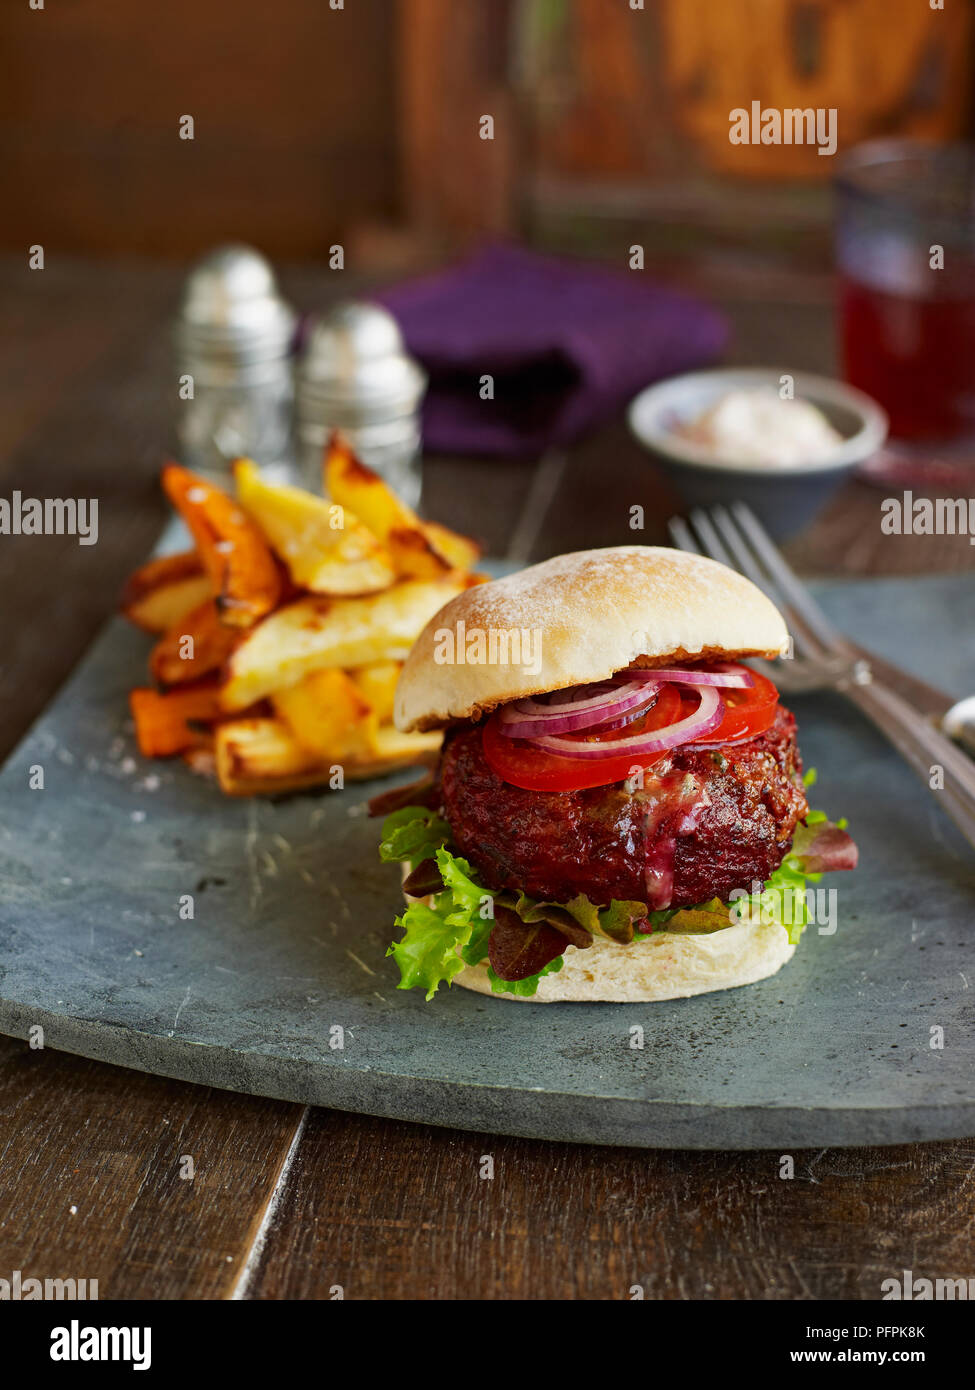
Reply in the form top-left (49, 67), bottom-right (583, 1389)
top-left (400, 870), bottom-right (795, 1004)
top-left (395, 546), bottom-right (790, 733)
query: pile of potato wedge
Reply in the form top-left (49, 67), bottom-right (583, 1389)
top-left (122, 437), bottom-right (483, 795)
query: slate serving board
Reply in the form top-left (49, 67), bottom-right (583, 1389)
top-left (1, 574), bottom-right (974, 1149)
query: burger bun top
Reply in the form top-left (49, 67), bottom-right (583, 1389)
top-left (395, 545), bottom-right (790, 733)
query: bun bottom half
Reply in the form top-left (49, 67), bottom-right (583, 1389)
top-left (453, 916), bottom-right (795, 1003)
top-left (401, 871), bottom-right (795, 1002)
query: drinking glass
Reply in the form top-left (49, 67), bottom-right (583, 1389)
top-left (835, 140), bottom-right (975, 478)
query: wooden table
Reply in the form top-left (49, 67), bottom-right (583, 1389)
top-left (1, 254), bottom-right (972, 1301)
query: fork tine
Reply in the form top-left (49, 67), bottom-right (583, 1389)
top-left (667, 515), bottom-right (700, 553)
top-left (706, 504), bottom-right (823, 660)
top-left (687, 508), bottom-right (736, 568)
top-left (707, 505), bottom-right (775, 597)
top-left (686, 505), bottom-right (824, 661)
top-left (729, 501), bottom-right (844, 653)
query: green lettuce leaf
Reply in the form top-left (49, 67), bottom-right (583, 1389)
top-left (436, 847), bottom-right (496, 966)
top-left (386, 902), bottom-right (473, 1000)
top-left (728, 858), bottom-right (813, 947)
top-left (385, 843), bottom-right (500, 998)
top-left (379, 805), bottom-right (451, 870)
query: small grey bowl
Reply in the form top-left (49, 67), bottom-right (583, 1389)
top-left (627, 367), bottom-right (888, 540)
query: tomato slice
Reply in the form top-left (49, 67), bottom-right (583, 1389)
top-left (481, 672), bottom-right (781, 792)
top-left (689, 669), bottom-right (780, 744)
top-left (482, 685), bottom-right (682, 792)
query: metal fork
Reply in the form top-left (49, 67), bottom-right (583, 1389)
top-left (669, 502), bottom-right (975, 853)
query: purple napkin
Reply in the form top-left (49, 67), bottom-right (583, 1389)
top-left (376, 244), bottom-right (728, 458)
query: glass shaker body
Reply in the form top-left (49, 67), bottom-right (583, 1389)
top-left (177, 356), bottom-right (295, 487)
top-left (296, 302), bottom-right (426, 509)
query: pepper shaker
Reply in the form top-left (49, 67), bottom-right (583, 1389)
top-left (296, 301), bottom-right (426, 508)
top-left (174, 244), bottom-right (297, 484)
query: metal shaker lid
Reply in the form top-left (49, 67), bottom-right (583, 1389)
top-left (176, 244), bottom-right (296, 365)
top-left (296, 300), bottom-right (427, 427)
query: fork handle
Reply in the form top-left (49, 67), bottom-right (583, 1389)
top-left (842, 679), bottom-right (975, 853)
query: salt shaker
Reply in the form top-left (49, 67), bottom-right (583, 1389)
top-left (174, 244), bottom-right (297, 484)
top-left (295, 301), bottom-right (427, 508)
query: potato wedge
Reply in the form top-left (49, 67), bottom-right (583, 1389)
top-left (130, 681), bottom-right (223, 758)
top-left (324, 435), bottom-right (452, 580)
top-left (385, 526), bottom-right (454, 580)
top-left (216, 717), bottom-right (320, 793)
top-left (121, 551), bottom-right (212, 634)
top-left (234, 459), bottom-right (395, 595)
top-left (421, 520), bottom-right (481, 573)
top-left (369, 723), bottom-right (442, 765)
top-left (273, 668), bottom-right (376, 762)
top-left (348, 660), bottom-right (401, 724)
top-left (162, 464), bottom-right (282, 627)
top-left (215, 715), bottom-right (439, 796)
top-left (220, 578), bottom-right (464, 711)
top-left (150, 599), bottom-right (240, 686)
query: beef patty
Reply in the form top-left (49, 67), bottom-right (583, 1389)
top-left (438, 705), bottom-right (808, 910)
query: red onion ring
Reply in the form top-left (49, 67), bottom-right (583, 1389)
top-left (526, 684), bottom-right (725, 760)
top-left (625, 663), bottom-right (753, 689)
top-left (497, 678), bottom-right (662, 739)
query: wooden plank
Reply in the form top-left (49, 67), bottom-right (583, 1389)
top-left (0, 258), bottom-right (174, 463)
top-left (0, 260), bottom-right (179, 761)
top-left (245, 1108), bottom-right (975, 1299)
top-left (422, 453), bottom-right (544, 562)
top-left (0, 1036), bottom-right (304, 1299)
top-left (788, 479), bottom-right (975, 577)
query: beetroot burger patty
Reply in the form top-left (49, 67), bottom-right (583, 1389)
top-left (439, 705), bottom-right (808, 911)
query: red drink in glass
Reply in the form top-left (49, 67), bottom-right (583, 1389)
top-left (836, 140), bottom-right (975, 463)
top-left (841, 276), bottom-right (975, 440)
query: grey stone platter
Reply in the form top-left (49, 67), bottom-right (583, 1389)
top-left (1, 573), bottom-right (974, 1149)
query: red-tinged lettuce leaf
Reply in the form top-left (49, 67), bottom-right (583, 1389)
top-left (488, 904), bottom-right (568, 981)
top-left (487, 955), bottom-right (564, 996)
top-left (513, 890), bottom-right (645, 945)
top-left (533, 906), bottom-right (593, 949)
top-left (402, 857), bottom-right (445, 897)
top-left (510, 893), bottom-right (593, 947)
top-left (789, 817), bottom-right (858, 874)
top-left (660, 898), bottom-right (735, 934)
top-left (595, 899), bottom-right (648, 943)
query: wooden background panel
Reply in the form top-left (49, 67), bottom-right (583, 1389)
top-left (0, 0), bottom-right (398, 259)
top-left (398, 0), bottom-right (518, 244)
top-left (524, 0), bottom-right (973, 185)
top-left (658, 0), bottom-right (974, 179)
top-left (0, 1036), bottom-right (303, 1300)
top-left (519, 0), bottom-right (974, 261)
top-left (247, 1108), bottom-right (975, 1300)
